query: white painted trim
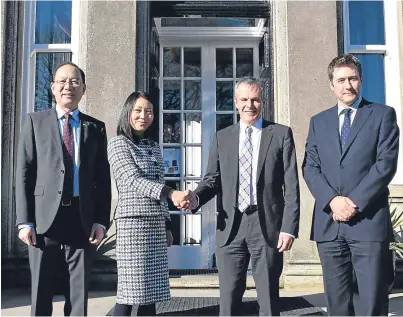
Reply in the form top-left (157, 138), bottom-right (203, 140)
top-left (348, 45), bottom-right (387, 54)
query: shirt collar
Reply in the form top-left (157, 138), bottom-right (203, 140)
top-left (240, 117), bottom-right (263, 133)
top-left (338, 95), bottom-right (362, 116)
top-left (56, 105), bottom-right (80, 122)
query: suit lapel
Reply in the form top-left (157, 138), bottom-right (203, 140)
top-left (226, 123), bottom-right (240, 196)
top-left (341, 99), bottom-right (373, 160)
top-left (79, 113), bottom-right (89, 166)
top-left (50, 108), bottom-right (64, 159)
top-left (327, 105), bottom-right (342, 158)
top-left (256, 120), bottom-right (274, 179)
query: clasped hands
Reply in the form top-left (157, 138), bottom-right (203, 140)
top-left (169, 190), bottom-right (198, 211)
top-left (330, 196), bottom-right (357, 222)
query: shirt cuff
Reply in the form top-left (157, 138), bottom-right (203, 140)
top-left (280, 232), bottom-right (295, 239)
top-left (18, 223), bottom-right (34, 230)
top-left (94, 223), bottom-right (106, 233)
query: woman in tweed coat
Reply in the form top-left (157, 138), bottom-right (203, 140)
top-left (108, 92), bottom-right (192, 316)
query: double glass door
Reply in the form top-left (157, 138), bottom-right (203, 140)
top-left (160, 41), bottom-right (259, 269)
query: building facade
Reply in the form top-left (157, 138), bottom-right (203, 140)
top-left (1, 0), bottom-right (403, 288)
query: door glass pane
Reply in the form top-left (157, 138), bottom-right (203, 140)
top-left (185, 147), bottom-right (202, 177)
top-left (236, 48), bottom-right (253, 77)
top-left (35, 1), bottom-right (72, 44)
top-left (184, 80), bottom-right (201, 110)
top-left (35, 52), bottom-right (71, 112)
top-left (163, 80), bottom-right (181, 110)
top-left (170, 214), bottom-right (181, 245)
top-left (163, 48), bottom-right (181, 77)
top-left (353, 54), bottom-right (385, 104)
top-left (163, 114), bottom-right (181, 143)
top-left (216, 82), bottom-right (234, 111)
top-left (216, 114), bottom-right (234, 131)
top-left (185, 113), bottom-right (202, 143)
top-left (185, 180), bottom-right (200, 191)
top-left (348, 1), bottom-right (385, 45)
top-left (163, 147), bottom-right (181, 177)
top-left (216, 48), bottom-right (233, 78)
top-left (165, 180), bottom-right (181, 211)
top-left (184, 214), bottom-right (202, 245)
top-left (184, 48), bottom-right (201, 77)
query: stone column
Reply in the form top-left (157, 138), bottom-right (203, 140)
top-left (272, 0), bottom-right (338, 289)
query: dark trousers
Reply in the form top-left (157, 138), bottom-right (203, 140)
top-left (216, 207), bottom-right (283, 316)
top-left (28, 198), bottom-right (96, 316)
top-left (317, 230), bottom-right (390, 316)
top-left (114, 303), bottom-right (156, 316)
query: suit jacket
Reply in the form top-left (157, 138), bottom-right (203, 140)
top-left (194, 120), bottom-right (300, 248)
top-left (303, 99), bottom-right (399, 242)
top-left (15, 107), bottom-right (112, 235)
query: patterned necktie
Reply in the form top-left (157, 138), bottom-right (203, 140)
top-left (238, 126), bottom-right (253, 212)
top-left (340, 108), bottom-right (352, 151)
top-left (62, 113), bottom-right (74, 199)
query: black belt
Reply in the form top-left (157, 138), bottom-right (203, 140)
top-left (245, 205), bottom-right (258, 215)
top-left (61, 196), bottom-right (79, 207)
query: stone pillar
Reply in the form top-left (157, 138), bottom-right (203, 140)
top-left (272, 1), bottom-right (338, 289)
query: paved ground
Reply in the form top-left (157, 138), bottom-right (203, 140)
top-left (2, 288), bottom-right (403, 316)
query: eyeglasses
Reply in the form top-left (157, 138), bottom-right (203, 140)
top-left (54, 79), bottom-right (81, 87)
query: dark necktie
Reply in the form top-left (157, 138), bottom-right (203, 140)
top-left (62, 113), bottom-right (74, 200)
top-left (340, 109), bottom-right (352, 151)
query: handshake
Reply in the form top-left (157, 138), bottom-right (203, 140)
top-left (169, 190), bottom-right (198, 211)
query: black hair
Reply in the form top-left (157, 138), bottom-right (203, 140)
top-left (116, 91), bottom-right (156, 142)
top-left (52, 62), bottom-right (86, 84)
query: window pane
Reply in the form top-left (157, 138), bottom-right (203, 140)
top-left (163, 80), bottom-right (181, 110)
top-left (185, 147), bottom-right (202, 177)
top-left (216, 114), bottom-right (234, 131)
top-left (349, 1), bottom-right (385, 45)
top-left (236, 48), bottom-right (253, 77)
top-left (166, 180), bottom-right (181, 211)
top-left (216, 82), bottom-right (234, 111)
top-left (163, 147), bottom-right (181, 177)
top-left (184, 81), bottom-right (201, 110)
top-left (184, 48), bottom-right (201, 77)
top-left (353, 54), bottom-right (385, 104)
top-left (163, 48), bottom-right (181, 77)
top-left (185, 180), bottom-right (200, 191)
top-left (35, 52), bottom-right (71, 112)
top-left (35, 1), bottom-right (72, 44)
top-left (184, 214), bottom-right (201, 245)
top-left (170, 214), bottom-right (181, 246)
top-left (185, 113), bottom-right (202, 143)
top-left (216, 48), bottom-right (233, 78)
top-left (163, 113), bottom-right (181, 143)
top-left (161, 18), bottom-right (255, 27)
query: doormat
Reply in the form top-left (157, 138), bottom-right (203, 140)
top-left (106, 297), bottom-right (326, 316)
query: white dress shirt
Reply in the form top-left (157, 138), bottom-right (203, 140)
top-left (338, 96), bottom-right (362, 135)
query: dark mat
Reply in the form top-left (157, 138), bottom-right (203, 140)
top-left (106, 297), bottom-right (326, 316)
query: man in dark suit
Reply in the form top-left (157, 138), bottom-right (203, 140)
top-left (177, 77), bottom-right (300, 316)
top-left (16, 62), bottom-right (111, 316)
top-left (302, 54), bottom-right (399, 316)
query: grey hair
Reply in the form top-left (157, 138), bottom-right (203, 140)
top-left (234, 77), bottom-right (262, 92)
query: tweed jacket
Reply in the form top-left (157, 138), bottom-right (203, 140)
top-left (108, 135), bottom-right (170, 220)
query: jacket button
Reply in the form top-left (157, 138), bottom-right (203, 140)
top-left (153, 161), bottom-right (158, 166)
top-left (61, 170), bottom-right (65, 174)
top-left (148, 150), bottom-right (153, 155)
top-left (155, 174), bottom-right (159, 179)
top-left (58, 191), bottom-right (62, 194)
top-left (340, 165), bottom-right (344, 169)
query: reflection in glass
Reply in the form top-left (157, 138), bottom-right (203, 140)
top-left (236, 48), bottom-right (253, 77)
top-left (216, 48), bottom-right (233, 78)
top-left (163, 114), bottom-right (181, 143)
top-left (163, 147), bottom-right (181, 177)
top-left (185, 180), bottom-right (200, 191)
top-left (216, 114), bottom-right (234, 131)
top-left (35, 52), bottom-right (72, 112)
top-left (216, 82), bottom-right (233, 111)
top-left (166, 180), bottom-right (181, 211)
top-left (349, 1), bottom-right (385, 45)
top-left (184, 48), bottom-right (201, 77)
top-left (170, 214), bottom-right (181, 245)
top-left (35, 1), bottom-right (72, 44)
top-left (185, 147), bottom-right (202, 177)
top-left (185, 81), bottom-right (201, 110)
top-left (163, 80), bottom-right (181, 110)
top-left (353, 54), bottom-right (385, 104)
top-left (185, 214), bottom-right (201, 245)
top-left (185, 114), bottom-right (202, 143)
top-left (161, 18), bottom-right (255, 27)
top-left (163, 47), bottom-right (181, 77)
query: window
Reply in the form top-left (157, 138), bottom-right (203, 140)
top-left (344, 0), bottom-right (403, 184)
top-left (21, 1), bottom-right (76, 114)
